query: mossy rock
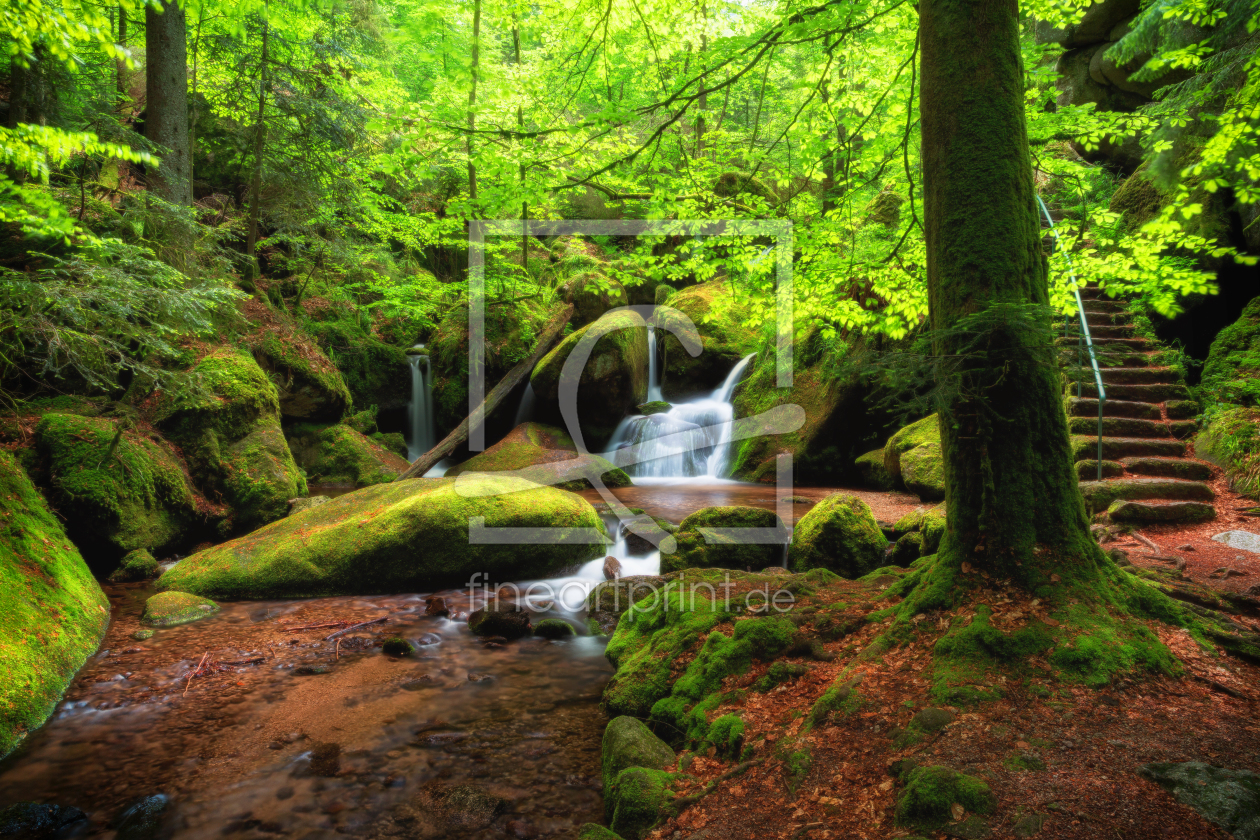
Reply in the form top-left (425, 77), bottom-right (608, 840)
top-left (371, 431), bottom-right (408, 459)
top-left (883, 414), bottom-right (940, 486)
top-left (447, 422), bottom-right (631, 491)
top-left (564, 272), bottom-right (629, 328)
top-left (531, 310), bottom-right (649, 450)
top-left (601, 716), bottom-right (676, 803)
top-left (586, 575), bottom-right (667, 615)
top-left (1198, 405), bottom-right (1260, 498)
top-left (789, 494), bottom-right (886, 579)
top-left (108, 549), bottom-right (160, 583)
top-left (0, 452), bottom-right (109, 759)
top-left (534, 618), bottom-right (577, 639)
top-left (34, 413), bottom-right (199, 562)
top-left (252, 332), bottom-right (352, 422)
top-left (660, 506), bottom-right (786, 573)
top-left (469, 601), bottom-right (532, 639)
top-left (344, 407), bottom-right (378, 435)
top-left (608, 767), bottom-right (676, 840)
top-left (902, 441), bottom-right (945, 502)
top-left (141, 591), bottom-right (220, 627)
top-left (655, 281), bottom-right (761, 399)
top-left (156, 348), bottom-right (280, 444)
top-left (637, 401), bottom-right (671, 415)
top-left (1202, 296), bottom-right (1260, 406)
top-left (895, 765), bottom-right (995, 830)
top-left (308, 320), bottom-right (410, 413)
top-left (577, 825), bottom-right (624, 840)
top-left (1139, 761), bottom-right (1260, 840)
top-left (856, 448), bottom-right (894, 490)
top-left (222, 423), bottom-right (307, 530)
top-left (288, 424), bottom-right (410, 487)
top-left (381, 636), bottom-right (413, 656)
top-left (157, 476), bottom-right (607, 598)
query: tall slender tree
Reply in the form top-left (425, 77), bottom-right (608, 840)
top-left (145, 0), bottom-right (191, 206)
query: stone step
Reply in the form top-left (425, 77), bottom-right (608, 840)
top-left (1072, 435), bottom-right (1186, 461)
top-left (1066, 324), bottom-right (1135, 340)
top-left (1076, 460), bottom-right (1124, 480)
top-left (1080, 310), bottom-right (1133, 327)
top-left (1057, 336), bottom-right (1153, 353)
top-left (1169, 420), bottom-right (1198, 440)
top-left (1076, 286), bottom-right (1105, 301)
top-left (1079, 382), bottom-right (1192, 402)
top-left (1098, 367), bottom-right (1180, 385)
top-left (1106, 500), bottom-right (1216, 524)
top-left (1083, 300), bottom-right (1127, 314)
top-left (1059, 352), bottom-right (1152, 371)
top-left (1066, 398), bottom-right (1161, 420)
top-left (1079, 478), bottom-right (1215, 513)
top-left (1120, 457), bottom-right (1214, 481)
top-left (1068, 416), bottom-right (1171, 438)
top-left (1166, 400), bottom-right (1200, 420)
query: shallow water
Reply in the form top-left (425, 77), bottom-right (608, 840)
top-left (0, 583), bottom-right (616, 840)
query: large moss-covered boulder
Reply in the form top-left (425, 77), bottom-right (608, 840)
top-left (565, 272), bottom-right (629, 328)
top-left (602, 716), bottom-right (676, 802)
top-left (307, 319), bottom-right (410, 413)
top-left (531, 310), bottom-right (649, 450)
top-left (157, 476), bottom-right (607, 598)
top-left (448, 422), bottom-right (632, 491)
top-left (0, 452), bottom-right (109, 759)
top-left (1198, 406), bottom-right (1260, 499)
top-left (1201, 296), bottom-right (1260, 406)
top-left (855, 448), bottom-right (894, 490)
top-left (883, 414), bottom-right (940, 486)
top-left (156, 349), bottom-right (305, 531)
top-left (656, 281), bottom-right (760, 399)
top-left (252, 332), bottom-right (352, 422)
top-left (108, 549), bottom-right (159, 583)
top-left (788, 494), bottom-right (886, 578)
top-left (34, 413), bottom-right (199, 563)
top-left (287, 424), bottom-right (410, 487)
top-left (901, 441), bottom-right (945, 501)
top-left (432, 298), bottom-right (561, 434)
top-left (660, 505), bottom-right (787, 574)
top-left (608, 768), bottom-right (676, 840)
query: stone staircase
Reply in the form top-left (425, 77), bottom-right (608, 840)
top-left (1060, 287), bottom-right (1218, 524)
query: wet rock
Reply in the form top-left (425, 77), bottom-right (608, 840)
top-left (534, 619), bottom-right (577, 639)
top-left (381, 637), bottom-right (414, 656)
top-left (424, 596), bottom-right (451, 617)
top-left (416, 633), bottom-right (442, 646)
top-left (661, 506), bottom-right (788, 573)
top-left (307, 742), bottom-right (341, 777)
top-left (467, 672), bottom-right (494, 683)
top-left (586, 576), bottom-right (666, 615)
top-left (294, 665), bottom-right (331, 676)
top-left (131, 629), bottom-right (155, 641)
top-left (113, 794), bottom-right (169, 840)
top-left (468, 601), bottom-right (531, 639)
top-left (402, 674), bottom-right (443, 691)
top-left (108, 549), bottom-right (161, 583)
top-left (441, 785), bottom-right (506, 830)
top-left (0, 804), bottom-right (87, 839)
top-left (140, 592), bottom-right (219, 628)
top-left (1139, 762), bottom-right (1260, 839)
top-left (603, 556), bottom-right (622, 581)
top-left (601, 716), bottom-right (676, 800)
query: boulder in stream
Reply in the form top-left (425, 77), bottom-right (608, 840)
top-left (0, 452), bottom-right (109, 760)
top-left (141, 592), bottom-right (220, 627)
top-left (468, 601), bottom-right (531, 639)
top-left (659, 506), bottom-right (787, 574)
top-left (788, 494), bottom-right (887, 579)
top-left (108, 549), bottom-right (161, 583)
top-left (113, 794), bottom-right (169, 840)
top-left (156, 476), bottom-right (607, 598)
top-left (446, 422), bottom-right (631, 492)
top-left (286, 424), bottom-right (410, 487)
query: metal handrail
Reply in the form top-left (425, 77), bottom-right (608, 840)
top-left (1036, 195), bottom-right (1106, 481)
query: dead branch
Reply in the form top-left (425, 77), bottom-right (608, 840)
top-left (324, 616), bottom-right (388, 641)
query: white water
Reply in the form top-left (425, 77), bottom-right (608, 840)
top-left (513, 382), bottom-right (537, 427)
top-left (646, 326), bottom-right (663, 403)
top-left (605, 353), bottom-right (754, 482)
top-left (406, 348), bottom-right (436, 461)
top-left (516, 514), bottom-right (662, 613)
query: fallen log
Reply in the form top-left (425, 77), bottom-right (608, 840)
top-left (398, 303), bottom-right (574, 480)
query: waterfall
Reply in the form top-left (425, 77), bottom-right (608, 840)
top-left (406, 348), bottom-right (436, 462)
top-left (606, 354), bottom-right (754, 480)
top-left (646, 326), bottom-right (663, 403)
top-left (514, 383), bottom-right (537, 427)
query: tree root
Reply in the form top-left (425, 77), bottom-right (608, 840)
top-left (667, 758), bottom-right (766, 815)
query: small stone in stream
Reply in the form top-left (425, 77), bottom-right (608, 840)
top-left (467, 672), bottom-right (494, 683)
top-left (468, 601), bottom-right (531, 639)
top-left (381, 637), bottom-right (414, 656)
top-left (603, 556), bottom-right (621, 581)
top-left (293, 665), bottom-right (331, 676)
top-left (0, 803), bottom-right (88, 839)
top-left (534, 618), bottom-right (576, 639)
top-left (113, 794), bottom-right (169, 840)
top-left (424, 596), bottom-right (451, 617)
top-left (416, 633), bottom-right (441, 646)
top-left (402, 674), bottom-right (442, 691)
top-left (441, 785), bottom-right (507, 830)
top-left (306, 742), bottom-right (341, 777)
top-left (131, 629), bottom-right (154, 641)
top-left (275, 788), bottom-right (294, 801)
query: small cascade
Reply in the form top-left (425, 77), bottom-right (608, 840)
top-left (606, 354), bottom-right (754, 480)
top-left (514, 382), bottom-right (537, 427)
top-left (406, 347), bottom-right (436, 461)
top-left (646, 326), bottom-right (663, 403)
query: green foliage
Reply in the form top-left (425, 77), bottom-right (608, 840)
top-left (895, 765), bottom-right (995, 829)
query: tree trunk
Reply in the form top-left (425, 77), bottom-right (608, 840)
top-left (920, 0), bottom-right (1101, 582)
top-left (145, 0), bottom-right (191, 206)
top-left (466, 0), bottom-right (481, 203)
top-left (117, 6), bottom-right (128, 111)
top-left (245, 12), bottom-right (270, 278)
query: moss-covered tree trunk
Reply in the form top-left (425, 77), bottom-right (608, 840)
top-left (145, 0), bottom-right (191, 207)
top-left (920, 0), bottom-right (1102, 584)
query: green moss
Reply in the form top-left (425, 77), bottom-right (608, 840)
top-left (577, 825), bottom-right (624, 840)
top-left (0, 451), bottom-right (109, 758)
top-left (901, 441), bottom-right (946, 501)
top-left (566, 271), bottom-right (629, 327)
top-left (788, 494), bottom-right (886, 578)
top-left (448, 422), bottom-right (631, 491)
top-left (534, 618), bottom-right (576, 639)
top-left (141, 591), bottom-right (219, 627)
top-left (35, 413), bottom-right (198, 561)
top-left (252, 332), bottom-right (352, 421)
top-left (1198, 405), bottom-right (1260, 498)
top-left (930, 606), bottom-right (1054, 704)
top-left (308, 320), bottom-right (409, 415)
top-left (784, 747), bottom-right (813, 792)
top-left (344, 407), bottom-right (378, 435)
top-left (381, 636), bottom-right (413, 656)
top-left (856, 448), bottom-right (895, 490)
top-left (655, 281), bottom-right (761, 398)
top-left (660, 506), bottom-right (786, 574)
top-left (608, 767), bottom-right (676, 840)
top-left (158, 348), bottom-right (279, 444)
top-left (1201, 296), bottom-right (1260, 406)
top-left (753, 661), bottom-right (810, 692)
top-left (707, 713), bottom-right (745, 759)
top-left (289, 424), bottom-right (409, 487)
top-left (895, 765), bottom-right (995, 830)
top-left (158, 476), bottom-right (607, 598)
top-left (601, 716), bottom-right (676, 803)
top-left (223, 424), bottom-right (307, 530)
top-left (1047, 602), bottom-right (1179, 687)
top-left (1003, 752), bottom-right (1047, 772)
top-left (108, 549), bottom-right (159, 583)
top-left (806, 673), bottom-right (863, 730)
top-left (883, 414), bottom-right (940, 485)
top-left (371, 431), bottom-right (408, 459)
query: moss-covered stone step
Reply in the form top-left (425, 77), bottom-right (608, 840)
top-left (1072, 435), bottom-right (1185, 461)
top-left (1166, 399), bottom-right (1200, 420)
top-left (1079, 478), bottom-right (1215, 512)
top-left (1098, 367), bottom-right (1180, 385)
top-left (1075, 460), bottom-right (1124, 480)
top-left (1170, 420), bottom-right (1198, 440)
top-left (1078, 382), bottom-right (1192, 402)
top-left (1082, 300), bottom-right (1127, 314)
top-left (1066, 398), bottom-right (1161, 420)
top-left (1120, 457), bottom-right (1213, 481)
top-left (1080, 309), bottom-right (1132, 326)
top-left (1066, 323), bottom-right (1135, 340)
top-left (1068, 416), bottom-right (1171, 438)
top-left (1107, 499), bottom-right (1216, 523)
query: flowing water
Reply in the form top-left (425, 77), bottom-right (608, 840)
top-left (605, 354), bottom-right (754, 482)
top-left (406, 349), bottom-right (436, 463)
top-left (514, 384), bottom-right (537, 427)
top-left (645, 327), bottom-right (662, 404)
